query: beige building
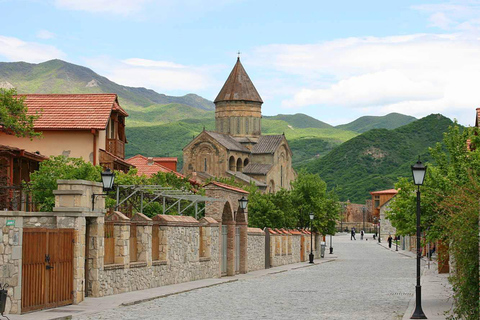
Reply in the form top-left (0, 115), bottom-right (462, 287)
top-left (0, 94), bottom-right (130, 171)
top-left (183, 58), bottom-right (296, 192)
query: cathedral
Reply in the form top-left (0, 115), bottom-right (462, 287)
top-left (182, 58), bottom-right (296, 192)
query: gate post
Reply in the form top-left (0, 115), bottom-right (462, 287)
top-left (226, 221), bottom-right (236, 276)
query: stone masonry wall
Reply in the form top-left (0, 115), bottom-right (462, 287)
top-left (0, 216), bottom-right (23, 314)
top-left (96, 224), bottom-right (220, 297)
top-left (247, 228), bottom-right (265, 272)
top-left (270, 235), bottom-right (301, 267)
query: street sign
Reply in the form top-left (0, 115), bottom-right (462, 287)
top-left (6, 220), bottom-right (15, 226)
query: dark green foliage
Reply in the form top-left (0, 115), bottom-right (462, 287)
top-left (27, 156), bottom-right (101, 211)
top-left (0, 88), bottom-right (41, 138)
top-left (248, 172), bottom-right (339, 234)
top-left (303, 114), bottom-right (454, 202)
top-left (263, 113), bottom-right (332, 129)
top-left (336, 112), bottom-right (416, 133)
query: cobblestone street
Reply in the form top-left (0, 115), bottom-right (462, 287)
top-left (77, 233), bottom-right (418, 320)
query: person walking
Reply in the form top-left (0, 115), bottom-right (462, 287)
top-left (387, 234), bottom-right (393, 248)
top-left (351, 228), bottom-right (356, 240)
top-left (360, 230), bottom-right (364, 240)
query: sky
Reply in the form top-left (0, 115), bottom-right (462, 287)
top-left (0, 0), bottom-right (479, 126)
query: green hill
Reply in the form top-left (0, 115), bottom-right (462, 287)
top-left (303, 114), bottom-right (454, 203)
top-left (126, 117), bottom-right (357, 168)
top-left (264, 113), bottom-right (332, 129)
top-left (0, 59), bottom-right (214, 111)
top-left (336, 112), bottom-right (417, 133)
top-left (127, 104), bottom-right (213, 127)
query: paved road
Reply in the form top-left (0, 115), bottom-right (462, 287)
top-left (77, 233), bottom-right (419, 320)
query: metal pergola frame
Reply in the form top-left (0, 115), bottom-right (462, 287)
top-left (114, 185), bottom-right (222, 219)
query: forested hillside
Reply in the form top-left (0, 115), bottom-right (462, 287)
top-left (303, 114), bottom-right (454, 202)
top-left (335, 112), bottom-right (416, 133)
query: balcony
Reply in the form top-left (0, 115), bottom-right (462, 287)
top-left (106, 138), bottom-right (125, 159)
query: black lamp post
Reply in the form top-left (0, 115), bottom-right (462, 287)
top-left (238, 196), bottom-right (248, 210)
top-left (396, 235), bottom-right (399, 251)
top-left (362, 206), bottom-right (366, 233)
top-left (411, 159), bottom-right (427, 319)
top-left (329, 234), bottom-right (333, 254)
top-left (92, 168), bottom-right (115, 210)
top-left (378, 218), bottom-right (381, 243)
top-left (309, 213), bottom-right (314, 263)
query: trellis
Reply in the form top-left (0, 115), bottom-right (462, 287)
top-left (114, 185), bottom-right (222, 219)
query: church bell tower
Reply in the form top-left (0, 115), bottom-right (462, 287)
top-left (214, 57), bottom-right (263, 138)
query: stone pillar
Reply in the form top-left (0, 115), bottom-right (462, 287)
top-left (226, 222), bottom-right (235, 276)
top-left (87, 216), bottom-right (104, 297)
top-left (238, 221), bottom-right (248, 274)
top-left (131, 212), bottom-right (152, 265)
top-left (53, 180), bottom-right (104, 213)
top-left (115, 224), bottom-right (130, 267)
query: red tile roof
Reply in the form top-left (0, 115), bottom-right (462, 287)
top-left (370, 189), bottom-right (398, 195)
top-left (125, 154), bottom-right (185, 179)
top-left (0, 144), bottom-right (48, 162)
top-left (19, 94), bottom-right (128, 130)
top-left (204, 181), bottom-right (249, 194)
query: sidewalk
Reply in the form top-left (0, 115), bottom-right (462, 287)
top-left (377, 242), bottom-right (453, 319)
top-left (8, 256), bottom-right (337, 320)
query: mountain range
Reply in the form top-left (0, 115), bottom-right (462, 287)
top-left (1, 59), bottom-right (453, 203)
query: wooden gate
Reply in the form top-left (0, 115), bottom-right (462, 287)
top-left (22, 228), bottom-right (74, 313)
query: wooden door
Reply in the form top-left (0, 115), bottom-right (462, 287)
top-left (22, 229), bottom-right (74, 313)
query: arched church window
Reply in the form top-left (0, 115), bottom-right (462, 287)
top-left (237, 158), bottom-right (243, 172)
top-left (244, 158), bottom-right (249, 168)
top-left (204, 158), bottom-right (207, 172)
top-left (229, 156), bottom-right (236, 171)
top-left (281, 165), bottom-right (283, 188)
top-left (237, 118), bottom-right (240, 134)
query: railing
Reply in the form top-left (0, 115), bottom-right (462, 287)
top-left (106, 139), bottom-right (125, 159)
top-left (0, 186), bottom-right (36, 211)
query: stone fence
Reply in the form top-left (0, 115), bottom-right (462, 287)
top-left (0, 180), bottom-right (324, 315)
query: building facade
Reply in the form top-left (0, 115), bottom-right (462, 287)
top-left (0, 94), bottom-right (131, 171)
top-left (182, 58), bottom-right (296, 192)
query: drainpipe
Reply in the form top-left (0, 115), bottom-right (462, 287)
top-left (91, 129), bottom-right (97, 165)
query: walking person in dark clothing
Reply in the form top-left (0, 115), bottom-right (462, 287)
top-left (351, 228), bottom-right (356, 240)
top-left (388, 234), bottom-right (393, 248)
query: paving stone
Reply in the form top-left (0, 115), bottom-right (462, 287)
top-left (75, 233), bottom-right (418, 320)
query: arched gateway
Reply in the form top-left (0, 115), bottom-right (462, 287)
top-left (204, 181), bottom-right (249, 276)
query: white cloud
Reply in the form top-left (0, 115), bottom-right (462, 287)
top-left (54, 0), bottom-right (151, 15)
top-left (0, 35), bottom-right (65, 62)
top-left (85, 56), bottom-right (219, 93)
top-left (36, 29), bottom-right (56, 39)
top-left (252, 33), bottom-right (480, 125)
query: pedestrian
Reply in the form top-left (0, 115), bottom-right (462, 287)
top-left (388, 234), bottom-right (393, 248)
top-left (360, 230), bottom-right (364, 240)
top-left (351, 228), bottom-right (356, 240)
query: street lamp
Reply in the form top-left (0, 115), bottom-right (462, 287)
top-left (378, 218), bottom-right (381, 243)
top-left (362, 206), bottom-right (366, 233)
top-left (238, 196), bottom-right (248, 210)
top-left (329, 234), bottom-right (333, 254)
top-left (411, 159), bottom-right (427, 319)
top-left (92, 168), bottom-right (115, 210)
top-left (309, 213), bottom-right (314, 263)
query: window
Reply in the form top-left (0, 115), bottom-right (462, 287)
top-left (374, 195), bottom-right (380, 208)
top-left (237, 118), bottom-right (240, 134)
top-left (109, 118), bottom-right (115, 139)
top-left (204, 158), bottom-right (207, 172)
top-left (246, 118), bottom-right (249, 133)
top-left (281, 166), bottom-right (283, 188)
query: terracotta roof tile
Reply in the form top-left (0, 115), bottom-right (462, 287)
top-left (19, 94), bottom-right (128, 130)
top-left (204, 181), bottom-right (249, 194)
top-left (125, 154), bottom-right (185, 179)
top-left (370, 189), bottom-right (398, 195)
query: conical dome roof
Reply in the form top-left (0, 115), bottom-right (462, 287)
top-left (214, 58), bottom-right (263, 103)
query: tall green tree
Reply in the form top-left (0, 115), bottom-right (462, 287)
top-left (0, 88), bottom-right (41, 138)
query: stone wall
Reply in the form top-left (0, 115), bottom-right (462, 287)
top-left (270, 234), bottom-right (302, 267)
top-left (96, 223), bottom-right (220, 296)
top-left (380, 201), bottom-right (396, 242)
top-left (247, 228), bottom-right (265, 272)
top-left (0, 216), bottom-right (22, 314)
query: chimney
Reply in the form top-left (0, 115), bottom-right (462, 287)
top-left (147, 157), bottom-right (154, 165)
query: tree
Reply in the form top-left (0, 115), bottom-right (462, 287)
top-left (0, 88), bottom-right (41, 138)
top-left (387, 123), bottom-right (480, 319)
